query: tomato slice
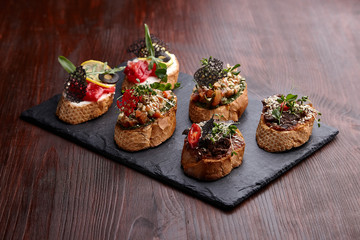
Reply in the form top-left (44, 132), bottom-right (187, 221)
top-left (280, 102), bottom-right (289, 111)
top-left (188, 123), bottom-right (201, 148)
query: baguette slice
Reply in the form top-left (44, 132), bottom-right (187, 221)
top-left (256, 114), bottom-right (315, 152)
top-left (121, 55), bottom-right (179, 91)
top-left (114, 98), bottom-right (177, 152)
top-left (56, 93), bottom-right (114, 125)
top-left (181, 129), bottom-right (245, 181)
top-left (189, 85), bottom-right (248, 123)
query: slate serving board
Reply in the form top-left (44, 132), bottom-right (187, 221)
top-left (20, 72), bottom-right (339, 210)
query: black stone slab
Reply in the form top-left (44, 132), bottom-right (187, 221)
top-left (20, 72), bottom-right (339, 210)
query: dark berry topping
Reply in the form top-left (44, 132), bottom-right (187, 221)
top-left (127, 34), bottom-right (169, 59)
top-left (194, 57), bottom-right (227, 87)
top-left (201, 117), bottom-right (215, 140)
top-left (64, 66), bottom-right (87, 102)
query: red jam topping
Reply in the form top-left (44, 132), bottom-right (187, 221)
top-left (83, 82), bottom-right (115, 102)
top-left (124, 60), bottom-right (156, 84)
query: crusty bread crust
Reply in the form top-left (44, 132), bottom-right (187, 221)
top-left (114, 99), bottom-right (177, 152)
top-left (56, 93), bottom-right (114, 125)
top-left (121, 56), bottom-right (180, 91)
top-left (256, 114), bottom-right (315, 152)
top-left (181, 129), bottom-right (245, 181)
top-left (189, 85), bottom-right (248, 123)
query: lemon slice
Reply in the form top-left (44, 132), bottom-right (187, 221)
top-left (81, 60), bottom-right (115, 88)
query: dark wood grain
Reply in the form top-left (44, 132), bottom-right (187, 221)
top-left (1, 0), bottom-right (359, 239)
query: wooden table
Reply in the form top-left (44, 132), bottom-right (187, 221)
top-left (1, 0), bottom-right (359, 239)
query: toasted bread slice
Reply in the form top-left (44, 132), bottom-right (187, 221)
top-left (181, 129), bottom-right (245, 181)
top-left (121, 54), bottom-right (179, 91)
top-left (56, 93), bottom-right (114, 125)
top-left (114, 99), bottom-right (177, 152)
top-left (189, 85), bottom-right (248, 123)
top-left (256, 114), bottom-right (315, 152)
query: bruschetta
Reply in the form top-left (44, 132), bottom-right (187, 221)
top-left (189, 57), bottom-right (248, 123)
top-left (114, 84), bottom-right (177, 151)
top-left (56, 57), bottom-right (123, 124)
top-left (122, 24), bottom-right (179, 90)
top-left (256, 94), bottom-right (320, 152)
top-left (181, 118), bottom-right (245, 181)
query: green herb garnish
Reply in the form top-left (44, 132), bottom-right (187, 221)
top-left (84, 63), bottom-right (125, 77)
top-left (271, 94), bottom-right (321, 127)
top-left (58, 56), bottom-right (76, 73)
top-left (150, 82), bottom-right (172, 91)
top-left (227, 125), bottom-right (238, 135)
top-left (224, 63), bottom-right (241, 76)
top-left (208, 121), bottom-right (237, 141)
top-left (231, 151), bottom-right (238, 156)
top-left (271, 94), bottom-right (298, 124)
top-left (59, 56), bottom-right (124, 78)
top-left (144, 24), bottom-right (155, 57)
top-left (144, 24), bottom-right (170, 84)
top-left (150, 82), bottom-right (181, 91)
top-left (272, 108), bottom-right (282, 124)
top-left (132, 84), bottom-right (157, 96)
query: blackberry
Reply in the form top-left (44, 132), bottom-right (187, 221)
top-left (64, 66), bottom-right (87, 102)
